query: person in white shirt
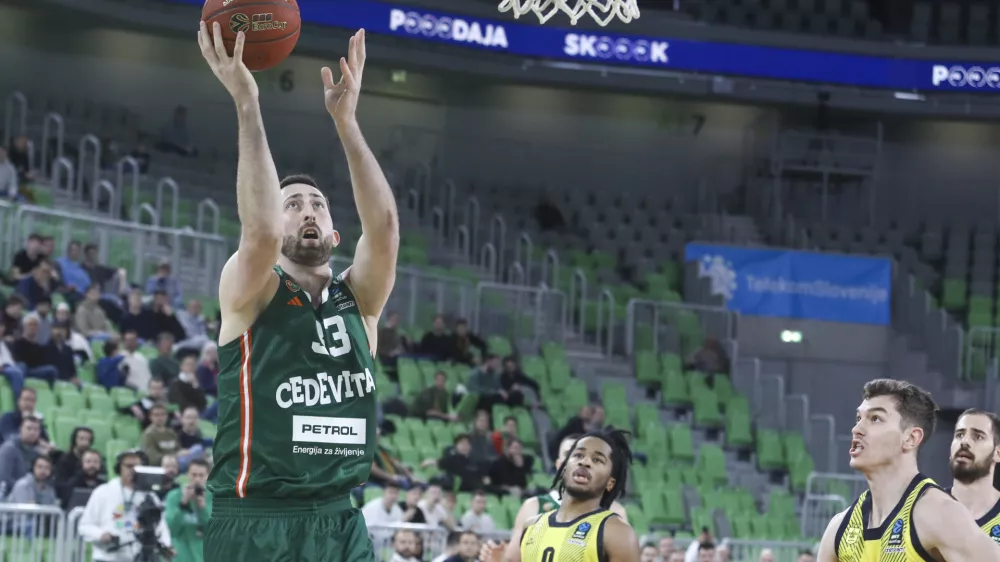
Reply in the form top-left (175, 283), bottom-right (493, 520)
top-left (459, 490), bottom-right (495, 533)
top-left (0, 146), bottom-right (19, 200)
top-left (0, 322), bottom-right (25, 397)
top-left (121, 330), bottom-right (152, 393)
top-left (77, 449), bottom-right (172, 562)
top-left (361, 483), bottom-right (403, 527)
top-left (418, 482), bottom-right (455, 529)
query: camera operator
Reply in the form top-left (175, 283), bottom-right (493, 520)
top-left (78, 449), bottom-right (172, 562)
top-left (164, 459), bottom-right (211, 562)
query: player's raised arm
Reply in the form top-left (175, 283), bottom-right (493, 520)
top-left (913, 489), bottom-right (1000, 561)
top-left (323, 29), bottom-right (399, 319)
top-left (602, 517), bottom-right (640, 561)
top-left (815, 510), bottom-right (846, 562)
top-left (198, 22), bottom-right (282, 314)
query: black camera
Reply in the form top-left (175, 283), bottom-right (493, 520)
top-left (193, 485), bottom-right (205, 497)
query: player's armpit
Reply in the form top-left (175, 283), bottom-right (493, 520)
top-left (504, 498), bottom-right (539, 562)
top-left (816, 510), bottom-right (847, 562)
top-left (610, 501), bottom-right (629, 524)
top-left (603, 517), bottom-right (640, 562)
top-left (913, 489), bottom-right (1000, 562)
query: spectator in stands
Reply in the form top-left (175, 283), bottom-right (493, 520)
top-left (420, 315), bottom-right (454, 361)
top-left (159, 454), bottom-right (180, 500)
top-left (39, 236), bottom-right (54, 260)
top-left (687, 337), bottom-right (730, 376)
top-left (55, 302), bottom-right (93, 363)
top-left (150, 290), bottom-right (186, 341)
top-left (157, 105), bottom-right (197, 157)
top-left (145, 261), bottom-right (183, 308)
top-left (130, 135), bottom-right (151, 175)
top-left (488, 438), bottom-right (534, 496)
top-left (377, 311), bottom-right (410, 369)
top-left (6, 454), bottom-right (56, 505)
top-left (466, 354), bottom-right (506, 411)
top-left (76, 284), bottom-right (114, 339)
top-left (639, 544), bottom-right (658, 562)
top-left (436, 433), bottom-right (491, 492)
top-left (549, 405), bottom-right (593, 461)
top-left (120, 289), bottom-right (157, 341)
top-left (54, 426), bottom-right (95, 484)
top-left (56, 240), bottom-right (92, 301)
top-left (362, 482), bottom-right (403, 526)
top-left (667, 552), bottom-right (685, 562)
top-left (16, 260), bottom-right (56, 309)
top-left (169, 356), bottom-right (207, 413)
top-left (195, 342), bottom-right (218, 397)
top-left (47, 321), bottom-right (78, 384)
top-left (78, 449), bottom-right (172, 561)
top-left (490, 415), bottom-right (518, 456)
top-left (141, 404), bottom-right (179, 466)
top-left (125, 377), bottom-right (167, 429)
top-left (121, 329), bottom-right (152, 392)
top-left (796, 551), bottom-right (814, 562)
top-left (0, 145), bottom-right (19, 200)
top-left (389, 529), bottom-right (421, 562)
top-left (418, 482), bottom-right (454, 529)
top-left (657, 536), bottom-right (676, 560)
top-left (1, 294), bottom-right (25, 338)
top-left (150, 332), bottom-right (180, 383)
top-left (685, 527), bottom-right (715, 562)
top-left (0, 388), bottom-right (49, 442)
top-left (459, 490), bottom-right (496, 533)
top-left (10, 234), bottom-right (44, 281)
top-left (8, 134), bottom-right (34, 183)
top-left (469, 410), bottom-right (498, 464)
top-left (97, 340), bottom-right (128, 389)
top-left (175, 406), bottom-right (208, 471)
top-left (442, 530), bottom-right (480, 562)
top-left (716, 543), bottom-right (730, 562)
top-left (0, 322), bottom-right (25, 397)
top-left (175, 299), bottom-right (210, 352)
top-left (164, 458), bottom-right (212, 562)
top-left (500, 356), bottom-right (539, 407)
top-left (757, 549), bottom-right (775, 562)
top-left (413, 370), bottom-right (458, 422)
top-left (12, 313), bottom-right (59, 385)
top-left (433, 531), bottom-right (462, 562)
top-left (400, 485), bottom-right (428, 524)
top-left (696, 542), bottom-right (715, 562)
top-left (58, 448), bottom-right (106, 510)
top-left (81, 244), bottom-right (126, 297)
top-left (451, 319), bottom-right (486, 366)
top-left (370, 436), bottom-right (417, 489)
top-left (0, 416), bottom-right (50, 493)
top-left (34, 296), bottom-right (53, 344)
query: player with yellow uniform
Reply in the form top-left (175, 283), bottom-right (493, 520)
top-left (816, 379), bottom-right (1000, 562)
top-left (946, 408), bottom-right (1000, 546)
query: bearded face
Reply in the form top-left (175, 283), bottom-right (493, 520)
top-left (280, 184), bottom-right (338, 266)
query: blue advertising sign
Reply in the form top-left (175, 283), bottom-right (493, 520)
top-left (684, 244), bottom-right (892, 325)
top-left (169, 0), bottom-right (1000, 92)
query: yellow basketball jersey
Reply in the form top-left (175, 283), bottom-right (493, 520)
top-left (520, 508), bottom-right (617, 562)
top-left (834, 473), bottom-right (940, 561)
top-left (974, 498), bottom-right (1000, 545)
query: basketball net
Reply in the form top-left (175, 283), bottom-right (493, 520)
top-left (497, 0), bottom-right (640, 27)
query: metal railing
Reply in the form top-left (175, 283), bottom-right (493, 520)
top-left (624, 298), bottom-right (736, 357)
top-left (0, 503), bottom-right (68, 562)
top-left (800, 472), bottom-right (866, 539)
top-left (473, 282), bottom-right (568, 349)
top-left (41, 113), bottom-right (64, 181)
top-left (965, 326), bottom-right (1000, 383)
top-left (8, 204), bottom-right (227, 298)
top-left (4, 91), bottom-right (28, 147)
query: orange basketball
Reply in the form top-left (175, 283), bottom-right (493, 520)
top-left (202, 0), bottom-right (301, 72)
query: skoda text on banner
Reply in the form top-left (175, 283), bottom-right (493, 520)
top-left (162, 0), bottom-right (999, 93)
top-left (684, 244), bottom-right (892, 325)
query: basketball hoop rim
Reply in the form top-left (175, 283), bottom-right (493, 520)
top-left (497, 0), bottom-right (641, 27)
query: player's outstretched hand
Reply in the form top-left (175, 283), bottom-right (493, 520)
top-left (322, 29), bottom-right (366, 128)
top-left (198, 21), bottom-right (259, 104)
top-left (479, 540), bottom-right (506, 562)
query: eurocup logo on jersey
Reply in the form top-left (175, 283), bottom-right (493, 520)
top-left (931, 65), bottom-right (1000, 88)
top-left (563, 33), bottom-right (668, 64)
top-left (696, 255), bottom-right (737, 302)
top-left (388, 8), bottom-right (510, 49)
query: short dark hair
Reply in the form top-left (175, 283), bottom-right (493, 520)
top-left (698, 542), bottom-right (716, 551)
top-left (84, 243), bottom-right (99, 254)
top-left (453, 433), bottom-right (471, 446)
top-left (862, 379), bottom-right (938, 446)
top-left (958, 408), bottom-right (1000, 447)
top-left (503, 415), bottom-right (517, 425)
top-left (81, 449), bottom-right (101, 460)
top-left (445, 531), bottom-right (463, 547)
top-left (35, 295), bottom-right (51, 306)
top-left (21, 415), bottom-right (40, 428)
top-left (472, 489), bottom-right (488, 498)
top-left (33, 455), bottom-right (52, 470)
top-left (188, 459), bottom-right (210, 472)
top-left (149, 404), bottom-right (168, 415)
top-left (279, 174), bottom-right (319, 190)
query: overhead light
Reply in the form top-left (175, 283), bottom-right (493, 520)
top-left (893, 92), bottom-right (925, 101)
top-left (780, 330), bottom-right (803, 343)
top-left (391, 70), bottom-right (407, 83)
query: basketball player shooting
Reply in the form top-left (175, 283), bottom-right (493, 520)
top-left (484, 430), bottom-right (640, 562)
top-left (946, 409), bottom-right (1000, 544)
top-left (816, 380), bottom-right (999, 562)
top-left (196, 23), bottom-right (398, 561)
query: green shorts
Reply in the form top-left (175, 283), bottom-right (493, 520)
top-left (204, 496), bottom-right (372, 562)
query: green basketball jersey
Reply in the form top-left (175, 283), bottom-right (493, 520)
top-left (208, 265), bottom-right (378, 501)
